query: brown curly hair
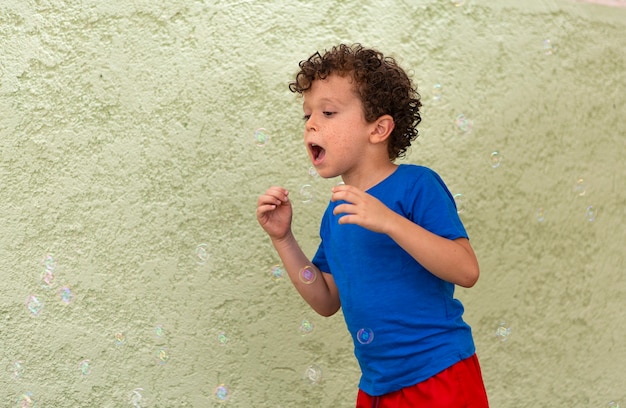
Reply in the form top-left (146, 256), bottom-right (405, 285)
top-left (289, 43), bottom-right (422, 160)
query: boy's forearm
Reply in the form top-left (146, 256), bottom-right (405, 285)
top-left (270, 233), bottom-right (340, 316)
top-left (384, 212), bottom-right (480, 288)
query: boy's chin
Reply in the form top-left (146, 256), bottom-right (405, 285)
top-left (314, 168), bottom-right (340, 180)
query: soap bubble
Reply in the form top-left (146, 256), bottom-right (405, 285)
top-left (356, 328), bottom-right (374, 345)
top-left (42, 254), bottom-right (56, 271)
top-left (299, 184), bottom-right (314, 203)
top-left (490, 151), bottom-right (502, 168)
top-left (453, 193), bottom-right (466, 214)
top-left (59, 286), bottom-right (74, 304)
top-left (573, 178), bottom-right (586, 196)
top-left (154, 325), bottom-right (165, 338)
top-left (536, 207), bottom-right (546, 223)
top-left (155, 348), bottom-right (169, 365)
top-left (25, 295), bottom-right (43, 316)
top-left (270, 264), bottom-right (285, 281)
top-left (40, 254), bottom-right (57, 288)
top-left (299, 266), bottom-right (317, 284)
top-left (299, 318), bottom-right (314, 336)
top-left (15, 392), bottom-right (35, 408)
top-left (585, 205), bottom-right (597, 222)
top-left (304, 364), bottom-right (323, 384)
top-left (129, 388), bottom-right (144, 408)
top-left (78, 359), bottom-right (91, 375)
top-left (308, 166), bottom-right (319, 178)
top-left (543, 39), bottom-right (556, 55)
top-left (495, 321), bottom-right (512, 342)
top-left (214, 384), bottom-right (230, 402)
top-left (194, 243), bottom-right (210, 265)
top-left (217, 331), bottom-right (229, 346)
top-left (114, 332), bottom-right (126, 346)
top-left (451, 0), bottom-right (466, 6)
top-left (607, 401), bottom-right (621, 408)
top-left (432, 83), bottom-right (443, 101)
top-left (40, 269), bottom-right (55, 288)
top-left (254, 128), bottom-right (270, 147)
top-left (7, 361), bottom-right (24, 379)
top-left (454, 114), bottom-right (472, 133)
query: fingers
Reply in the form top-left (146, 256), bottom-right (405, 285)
top-left (257, 186), bottom-right (289, 207)
top-left (330, 184), bottom-right (361, 203)
top-left (256, 187), bottom-right (291, 223)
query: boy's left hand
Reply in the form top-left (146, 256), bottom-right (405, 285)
top-left (330, 184), bottom-right (396, 234)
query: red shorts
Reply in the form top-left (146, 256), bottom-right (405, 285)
top-left (356, 354), bottom-right (489, 408)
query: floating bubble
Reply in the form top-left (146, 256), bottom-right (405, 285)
top-left (607, 402), bottom-right (621, 408)
top-left (432, 83), bottom-right (443, 101)
top-left (585, 205), bottom-right (597, 222)
top-left (42, 254), bottom-right (56, 271)
top-left (15, 392), bottom-right (35, 408)
top-left (454, 114), bottom-right (472, 133)
top-left (536, 207), bottom-right (546, 223)
top-left (217, 331), bottom-right (229, 346)
top-left (299, 318), bottom-right (314, 336)
top-left (453, 193), bottom-right (466, 214)
top-left (495, 321), bottom-right (512, 342)
top-left (214, 384), bottom-right (230, 402)
top-left (254, 128), bottom-right (270, 147)
top-left (41, 269), bottom-right (55, 288)
top-left (270, 264), bottom-right (285, 281)
top-left (25, 295), bottom-right (43, 316)
top-left (573, 178), bottom-right (587, 196)
top-left (308, 166), bottom-right (319, 178)
top-left (490, 151), bottom-right (502, 168)
top-left (59, 286), bottom-right (74, 304)
top-left (154, 325), bottom-right (165, 338)
top-left (304, 364), bottom-right (323, 384)
top-left (155, 348), bottom-right (169, 365)
top-left (194, 243), bottom-right (210, 265)
top-left (356, 328), bottom-right (375, 345)
top-left (79, 359), bottom-right (91, 375)
top-left (7, 361), bottom-right (24, 379)
top-left (543, 39), bottom-right (556, 55)
top-left (114, 332), bottom-right (126, 346)
top-left (451, 0), bottom-right (466, 6)
top-left (129, 388), bottom-right (144, 408)
top-left (299, 266), bottom-right (317, 284)
top-left (299, 184), bottom-right (314, 204)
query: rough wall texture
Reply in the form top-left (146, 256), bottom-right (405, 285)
top-left (0, 0), bottom-right (624, 406)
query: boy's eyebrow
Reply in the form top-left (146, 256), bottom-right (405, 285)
top-left (303, 97), bottom-right (344, 109)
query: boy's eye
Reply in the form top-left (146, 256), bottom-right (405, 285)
top-left (302, 112), bottom-right (335, 121)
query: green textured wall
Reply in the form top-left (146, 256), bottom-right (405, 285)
top-left (1, 0), bottom-right (624, 406)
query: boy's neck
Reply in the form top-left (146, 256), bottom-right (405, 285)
top-left (342, 162), bottom-right (398, 191)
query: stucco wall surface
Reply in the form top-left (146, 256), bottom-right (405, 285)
top-left (0, 0), bottom-right (624, 406)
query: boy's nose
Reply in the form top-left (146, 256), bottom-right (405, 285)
top-left (305, 115), bottom-right (318, 132)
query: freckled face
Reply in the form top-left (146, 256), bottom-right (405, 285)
top-left (302, 75), bottom-right (375, 180)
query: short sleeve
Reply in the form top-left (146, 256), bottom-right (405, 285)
top-left (405, 169), bottom-right (468, 241)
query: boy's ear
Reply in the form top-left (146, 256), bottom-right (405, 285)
top-left (369, 115), bottom-right (395, 144)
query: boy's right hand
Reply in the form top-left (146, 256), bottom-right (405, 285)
top-left (256, 186), bottom-right (292, 241)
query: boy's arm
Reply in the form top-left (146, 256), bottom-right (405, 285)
top-left (271, 232), bottom-right (341, 317)
top-left (257, 186), bottom-right (340, 317)
top-left (384, 219), bottom-right (479, 288)
top-left (331, 185), bottom-right (479, 288)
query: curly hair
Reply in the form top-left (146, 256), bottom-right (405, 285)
top-left (289, 43), bottom-right (422, 160)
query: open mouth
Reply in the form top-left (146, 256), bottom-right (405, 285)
top-left (309, 143), bottom-right (326, 164)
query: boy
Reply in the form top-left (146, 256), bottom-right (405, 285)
top-left (256, 44), bottom-right (489, 407)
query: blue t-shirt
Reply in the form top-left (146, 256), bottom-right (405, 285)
top-left (312, 164), bottom-right (475, 396)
